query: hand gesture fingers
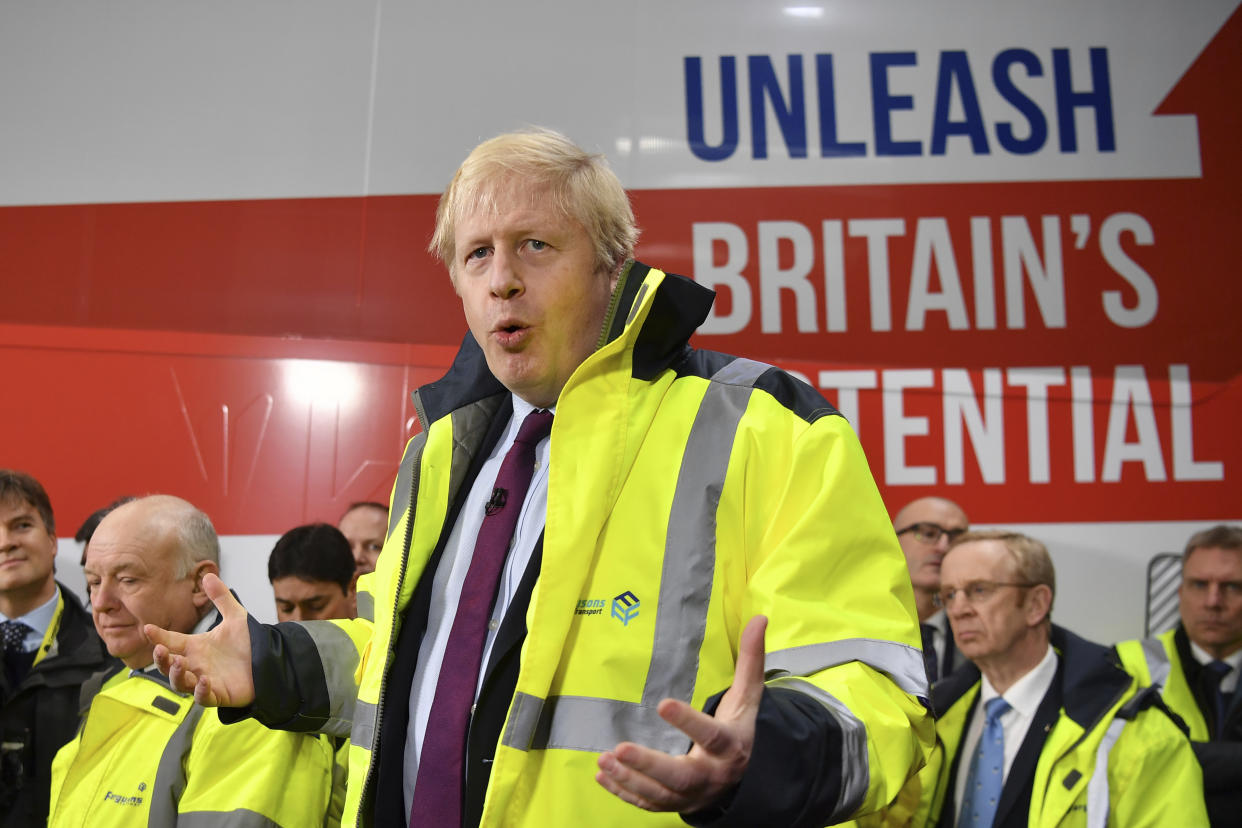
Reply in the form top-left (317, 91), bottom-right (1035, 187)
top-left (143, 573), bottom-right (255, 708)
top-left (596, 615), bottom-right (768, 814)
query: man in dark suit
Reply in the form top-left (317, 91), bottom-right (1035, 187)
top-left (904, 529), bottom-right (1205, 827)
top-left (893, 496), bottom-right (969, 685)
top-left (0, 470), bottom-right (111, 827)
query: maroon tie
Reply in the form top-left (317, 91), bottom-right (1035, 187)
top-left (410, 408), bottom-right (554, 826)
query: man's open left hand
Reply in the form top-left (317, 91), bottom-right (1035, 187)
top-left (595, 615), bottom-right (767, 814)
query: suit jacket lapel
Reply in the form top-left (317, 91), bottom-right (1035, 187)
top-left (479, 531), bottom-right (542, 695)
top-left (993, 674), bottom-right (1062, 827)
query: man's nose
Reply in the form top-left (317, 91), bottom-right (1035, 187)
top-left (90, 581), bottom-right (115, 611)
top-left (1205, 583), bottom-right (1224, 607)
top-left (488, 248), bottom-right (523, 299)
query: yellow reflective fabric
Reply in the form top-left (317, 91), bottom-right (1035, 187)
top-left (48, 672), bottom-right (336, 828)
top-left (1115, 629), bottom-right (1210, 741)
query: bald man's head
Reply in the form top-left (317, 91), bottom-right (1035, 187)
top-left (84, 495), bottom-right (220, 668)
top-left (894, 496), bottom-right (969, 620)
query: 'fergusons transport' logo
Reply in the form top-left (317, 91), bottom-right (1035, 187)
top-left (103, 782), bottom-right (146, 807)
top-left (611, 591), bottom-right (640, 626)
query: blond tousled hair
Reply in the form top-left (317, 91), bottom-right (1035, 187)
top-left (428, 128), bottom-right (639, 281)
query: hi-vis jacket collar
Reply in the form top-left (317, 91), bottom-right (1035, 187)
top-left (413, 261), bottom-right (715, 427)
top-left (933, 625), bottom-right (1132, 730)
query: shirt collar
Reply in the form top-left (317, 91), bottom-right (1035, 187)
top-left (979, 643), bottom-right (1058, 719)
top-left (510, 394), bottom-right (555, 422)
top-left (1189, 640), bottom-right (1242, 673)
top-left (0, 585), bottom-right (60, 638)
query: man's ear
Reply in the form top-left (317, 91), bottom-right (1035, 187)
top-left (1026, 584), bottom-right (1053, 628)
top-left (190, 560), bottom-right (221, 609)
top-left (348, 572), bottom-right (360, 596)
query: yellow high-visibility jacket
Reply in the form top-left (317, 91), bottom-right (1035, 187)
top-left (875, 626), bottom-right (1206, 828)
top-left (1115, 625), bottom-right (1242, 825)
top-left (47, 665), bottom-right (336, 827)
top-left (240, 262), bottom-right (933, 827)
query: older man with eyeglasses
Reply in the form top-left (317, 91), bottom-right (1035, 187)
top-left (878, 529), bottom-right (1207, 827)
top-left (893, 497), bottom-right (969, 685)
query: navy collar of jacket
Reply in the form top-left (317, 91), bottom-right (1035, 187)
top-left (933, 625), bottom-right (1132, 730)
top-left (413, 261), bottom-right (715, 426)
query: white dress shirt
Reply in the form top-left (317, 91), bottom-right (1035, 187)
top-left (1189, 640), bottom-right (1242, 694)
top-left (403, 396), bottom-right (552, 815)
top-left (0, 586), bottom-right (59, 653)
top-left (955, 644), bottom-right (1058, 822)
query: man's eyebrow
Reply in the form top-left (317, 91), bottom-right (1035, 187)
top-left (84, 561), bottom-right (145, 577)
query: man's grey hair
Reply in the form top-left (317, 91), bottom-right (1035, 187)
top-left (171, 502), bottom-right (220, 579)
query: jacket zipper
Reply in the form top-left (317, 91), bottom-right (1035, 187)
top-left (359, 438), bottom-right (422, 823)
top-left (1051, 681), bottom-right (1130, 768)
top-left (595, 261), bottom-right (633, 350)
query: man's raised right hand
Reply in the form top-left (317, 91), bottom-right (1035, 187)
top-left (145, 572), bottom-right (256, 707)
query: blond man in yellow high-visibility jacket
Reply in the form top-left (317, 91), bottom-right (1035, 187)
top-left (147, 128), bottom-right (933, 827)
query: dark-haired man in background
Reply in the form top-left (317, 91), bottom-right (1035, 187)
top-left (269, 523), bottom-right (357, 622)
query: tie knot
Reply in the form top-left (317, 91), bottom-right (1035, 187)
top-left (514, 409), bottom-right (554, 447)
top-left (1206, 660), bottom-right (1232, 680)
top-left (984, 696), bottom-right (1011, 723)
top-left (0, 620), bottom-right (33, 652)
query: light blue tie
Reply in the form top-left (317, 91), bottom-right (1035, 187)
top-left (960, 696), bottom-right (1011, 827)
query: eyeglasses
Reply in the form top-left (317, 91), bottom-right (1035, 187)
top-left (934, 580), bottom-right (1037, 608)
top-left (896, 522), bottom-right (967, 546)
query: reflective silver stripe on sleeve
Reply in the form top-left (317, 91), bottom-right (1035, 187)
top-left (386, 432), bottom-right (425, 539)
top-left (766, 638), bottom-right (929, 698)
top-left (1086, 717), bottom-right (1126, 828)
top-left (503, 357), bottom-right (765, 753)
top-left (351, 698), bottom-right (377, 752)
top-left (768, 676), bottom-right (870, 821)
top-left (176, 810), bottom-right (283, 827)
top-left (148, 703), bottom-right (207, 828)
top-left (355, 590), bottom-right (375, 624)
top-left (1141, 637), bottom-right (1171, 688)
top-left (295, 621), bottom-right (360, 738)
